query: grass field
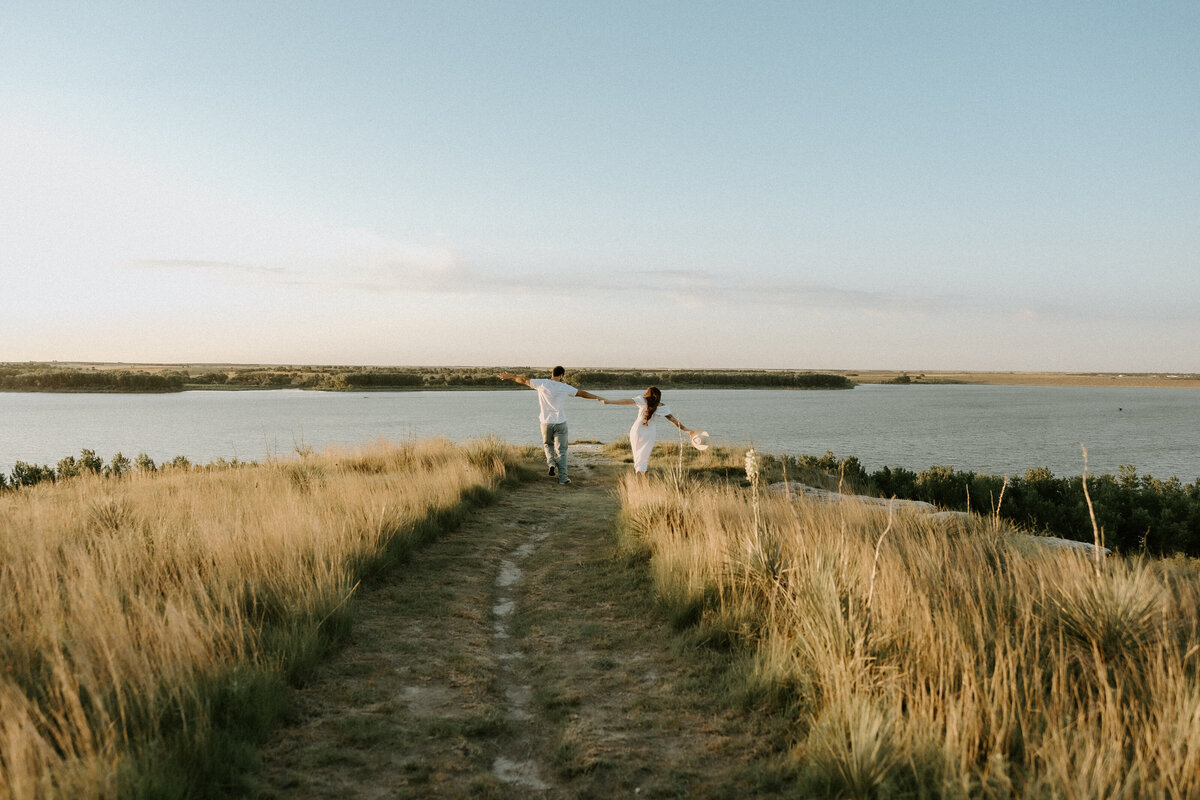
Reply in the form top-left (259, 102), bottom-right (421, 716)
top-left (618, 444), bottom-right (1200, 798)
top-left (8, 435), bottom-right (1200, 798)
top-left (0, 438), bottom-right (527, 799)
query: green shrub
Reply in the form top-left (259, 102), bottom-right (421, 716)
top-left (797, 453), bottom-right (1200, 557)
top-left (10, 461), bottom-right (54, 487)
top-left (79, 448), bottom-right (104, 474)
top-left (56, 455), bottom-right (81, 480)
top-left (105, 452), bottom-right (132, 478)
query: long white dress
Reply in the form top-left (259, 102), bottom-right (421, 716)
top-left (629, 396), bottom-right (672, 473)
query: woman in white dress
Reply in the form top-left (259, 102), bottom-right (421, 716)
top-left (601, 387), bottom-right (702, 474)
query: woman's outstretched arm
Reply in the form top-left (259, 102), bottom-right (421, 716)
top-left (665, 414), bottom-right (693, 434)
top-left (601, 398), bottom-right (638, 405)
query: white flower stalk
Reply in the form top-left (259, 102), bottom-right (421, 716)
top-left (745, 447), bottom-right (762, 537)
top-left (745, 448), bottom-right (760, 484)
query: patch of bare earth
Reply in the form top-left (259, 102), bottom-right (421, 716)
top-left (249, 446), bottom-right (795, 798)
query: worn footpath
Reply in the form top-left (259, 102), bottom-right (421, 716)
top-left (249, 446), bottom-right (794, 798)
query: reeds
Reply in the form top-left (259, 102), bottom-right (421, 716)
top-left (618, 466), bottom-right (1200, 798)
top-left (0, 437), bottom-right (522, 799)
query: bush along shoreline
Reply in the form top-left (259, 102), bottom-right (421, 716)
top-left (789, 451), bottom-right (1200, 557)
top-left (2, 449), bottom-right (222, 491)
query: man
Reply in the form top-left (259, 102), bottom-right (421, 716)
top-left (496, 366), bottom-right (602, 485)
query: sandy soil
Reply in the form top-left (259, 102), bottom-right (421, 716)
top-left (247, 446), bottom-right (794, 799)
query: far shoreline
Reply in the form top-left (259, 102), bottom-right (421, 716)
top-left (845, 369), bottom-right (1200, 389)
top-left (3, 362), bottom-right (1199, 391)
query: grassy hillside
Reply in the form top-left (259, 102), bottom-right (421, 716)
top-left (0, 438), bottom-right (530, 799)
top-left (617, 445), bottom-right (1200, 798)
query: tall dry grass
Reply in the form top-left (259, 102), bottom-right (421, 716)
top-left (0, 437), bottom-right (524, 799)
top-left (618, 468), bottom-right (1200, 799)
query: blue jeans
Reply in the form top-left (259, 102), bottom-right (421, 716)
top-left (541, 421), bottom-right (568, 482)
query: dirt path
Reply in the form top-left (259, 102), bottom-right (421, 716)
top-left (249, 446), bottom-right (794, 798)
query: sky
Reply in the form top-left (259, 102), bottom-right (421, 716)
top-left (2, 2), bottom-right (1198, 372)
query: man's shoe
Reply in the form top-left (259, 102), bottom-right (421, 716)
top-left (548, 465), bottom-right (557, 477)
top-left (559, 478), bottom-right (571, 485)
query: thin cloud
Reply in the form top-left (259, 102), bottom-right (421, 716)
top-left (121, 253), bottom-right (954, 316)
top-left (118, 237), bottom-right (466, 292)
top-left (124, 259), bottom-right (299, 283)
top-left (122, 237), bottom-right (1178, 326)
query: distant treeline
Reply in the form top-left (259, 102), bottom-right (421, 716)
top-left (188, 366), bottom-right (854, 390)
top-left (0, 365), bottom-right (185, 392)
top-left (183, 366), bottom-right (853, 390)
top-left (570, 369), bottom-right (851, 389)
top-left (793, 451), bottom-right (1200, 557)
top-left (2, 364), bottom-right (853, 392)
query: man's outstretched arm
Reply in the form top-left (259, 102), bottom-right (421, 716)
top-left (496, 371), bottom-right (533, 388)
top-left (574, 388), bottom-right (605, 401)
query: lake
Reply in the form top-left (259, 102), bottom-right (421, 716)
top-left (2, 385), bottom-right (1198, 480)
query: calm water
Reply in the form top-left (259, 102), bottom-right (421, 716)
top-left (2, 385), bottom-right (1198, 480)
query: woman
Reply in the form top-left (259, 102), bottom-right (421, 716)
top-left (601, 386), bottom-right (705, 474)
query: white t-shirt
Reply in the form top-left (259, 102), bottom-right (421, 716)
top-left (528, 378), bottom-right (579, 424)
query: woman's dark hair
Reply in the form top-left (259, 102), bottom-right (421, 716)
top-left (642, 386), bottom-right (661, 425)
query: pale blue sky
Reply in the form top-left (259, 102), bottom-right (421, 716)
top-left (3, 2), bottom-right (1198, 370)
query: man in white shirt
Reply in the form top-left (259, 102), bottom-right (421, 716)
top-left (497, 366), bottom-right (602, 485)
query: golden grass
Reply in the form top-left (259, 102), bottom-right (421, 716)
top-left (0, 437), bottom-right (523, 799)
top-left (618, 469), bottom-right (1200, 798)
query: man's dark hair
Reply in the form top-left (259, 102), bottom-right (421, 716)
top-left (552, 365), bottom-right (566, 378)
